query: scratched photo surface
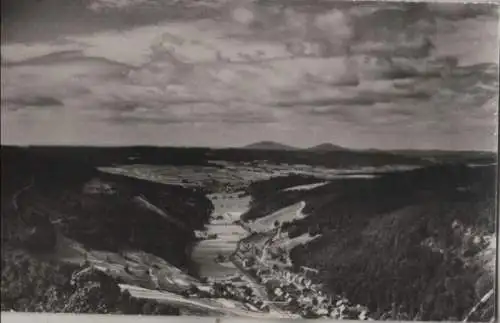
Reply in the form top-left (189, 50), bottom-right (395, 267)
top-left (0, 0), bottom-right (498, 321)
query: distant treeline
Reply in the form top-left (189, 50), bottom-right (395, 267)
top-left (2, 145), bottom-right (494, 169)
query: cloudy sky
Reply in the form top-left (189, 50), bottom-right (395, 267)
top-left (1, 0), bottom-right (499, 150)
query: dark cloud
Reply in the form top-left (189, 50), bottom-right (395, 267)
top-left (369, 114), bottom-right (415, 126)
top-left (376, 106), bottom-right (418, 117)
top-left (389, 68), bottom-right (441, 81)
top-left (330, 78), bottom-right (360, 87)
top-left (196, 110), bottom-right (277, 124)
top-left (304, 100), bottom-right (420, 128)
top-left (449, 64), bottom-right (498, 87)
top-left (255, 0), bottom-right (399, 15)
top-left (274, 90), bottom-right (431, 108)
top-left (2, 50), bottom-right (132, 69)
top-left (99, 99), bottom-right (219, 112)
top-left (103, 115), bottom-right (186, 125)
top-left (443, 64), bottom-right (499, 107)
top-left (427, 3), bottom-right (498, 20)
top-left (103, 109), bottom-right (276, 125)
top-left (276, 97), bottom-right (380, 108)
top-left (351, 4), bottom-right (434, 42)
top-left (3, 96), bottom-right (64, 108)
top-left (351, 38), bottom-right (435, 60)
top-left (1, 0), bottom-right (221, 43)
top-left (307, 106), bottom-right (360, 122)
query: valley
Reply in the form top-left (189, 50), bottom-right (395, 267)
top-left (0, 146), bottom-right (497, 321)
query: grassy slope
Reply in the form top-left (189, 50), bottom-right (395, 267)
top-left (243, 163), bottom-right (497, 321)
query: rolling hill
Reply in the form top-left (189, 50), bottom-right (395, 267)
top-left (308, 143), bottom-right (349, 151)
top-left (242, 141), bottom-right (297, 151)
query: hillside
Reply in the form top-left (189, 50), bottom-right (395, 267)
top-left (1, 147), bottom-right (214, 313)
top-left (388, 149), bottom-right (496, 164)
top-left (241, 163), bottom-right (497, 321)
top-left (308, 143), bottom-right (349, 151)
top-left (242, 141), bottom-right (297, 151)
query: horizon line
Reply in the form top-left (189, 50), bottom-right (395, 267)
top-left (0, 143), bottom-right (497, 154)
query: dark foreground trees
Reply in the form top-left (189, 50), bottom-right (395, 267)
top-left (1, 252), bottom-right (180, 315)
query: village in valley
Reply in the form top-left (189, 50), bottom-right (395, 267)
top-left (183, 187), bottom-right (371, 320)
top-left (229, 225), bottom-right (369, 319)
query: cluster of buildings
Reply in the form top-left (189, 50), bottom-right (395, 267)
top-left (211, 281), bottom-right (271, 312)
top-left (235, 243), bottom-right (370, 319)
top-left (181, 278), bottom-right (270, 313)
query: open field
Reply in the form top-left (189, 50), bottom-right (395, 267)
top-left (248, 201), bottom-right (307, 233)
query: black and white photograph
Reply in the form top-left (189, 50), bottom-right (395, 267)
top-left (1, 0), bottom-right (498, 321)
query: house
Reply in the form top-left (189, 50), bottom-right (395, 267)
top-left (301, 266), bottom-right (319, 275)
top-left (273, 287), bottom-right (284, 297)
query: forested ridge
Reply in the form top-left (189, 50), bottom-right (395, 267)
top-left (244, 163), bottom-right (497, 321)
top-left (1, 147), bottom-right (213, 313)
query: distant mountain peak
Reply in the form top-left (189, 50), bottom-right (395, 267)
top-left (242, 141), bottom-right (297, 150)
top-left (309, 143), bottom-right (348, 151)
